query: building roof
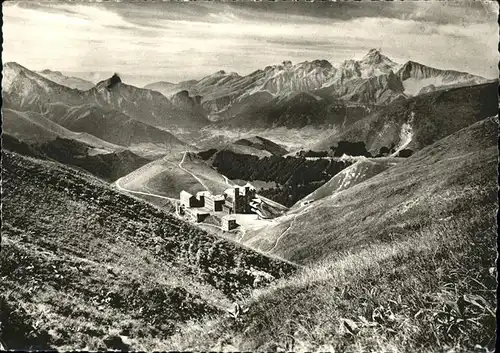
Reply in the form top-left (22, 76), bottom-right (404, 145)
top-left (243, 182), bottom-right (256, 191)
top-left (196, 191), bottom-right (211, 197)
top-left (180, 190), bottom-right (193, 198)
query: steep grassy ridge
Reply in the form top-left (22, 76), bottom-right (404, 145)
top-left (293, 157), bottom-right (401, 208)
top-left (0, 151), bottom-right (296, 350)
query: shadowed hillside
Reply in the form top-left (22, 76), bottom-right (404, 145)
top-left (1, 151), bottom-right (297, 350)
top-left (2, 135), bottom-right (152, 182)
top-left (204, 150), bottom-right (352, 207)
top-left (233, 136), bottom-right (288, 156)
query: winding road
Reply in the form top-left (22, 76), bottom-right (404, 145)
top-left (114, 177), bottom-right (176, 202)
top-left (115, 150), bottom-right (293, 252)
top-left (113, 150), bottom-right (198, 202)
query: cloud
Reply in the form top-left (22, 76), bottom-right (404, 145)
top-left (2, 1), bottom-right (497, 86)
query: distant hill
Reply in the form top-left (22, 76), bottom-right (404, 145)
top-left (36, 69), bottom-right (95, 90)
top-left (2, 134), bottom-right (152, 182)
top-left (313, 81), bottom-right (498, 155)
top-left (233, 136), bottom-right (288, 156)
top-left (115, 151), bottom-right (229, 203)
top-left (1, 150), bottom-right (296, 350)
top-left (243, 116), bottom-right (498, 264)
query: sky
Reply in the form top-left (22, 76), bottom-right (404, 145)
top-left (2, 0), bottom-right (498, 87)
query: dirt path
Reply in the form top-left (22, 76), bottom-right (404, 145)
top-left (178, 151), bottom-right (211, 191)
top-left (114, 177), bottom-right (176, 202)
top-left (266, 213), bottom-right (298, 253)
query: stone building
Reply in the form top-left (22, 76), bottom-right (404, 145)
top-left (222, 216), bottom-right (238, 231)
top-left (180, 190), bottom-right (202, 208)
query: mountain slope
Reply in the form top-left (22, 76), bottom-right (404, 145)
top-left (3, 62), bottom-right (207, 131)
top-left (36, 69), bottom-right (95, 90)
top-left (145, 50), bottom-right (489, 126)
top-left (2, 108), bottom-right (124, 152)
top-left (2, 63), bottom-right (192, 149)
top-left (144, 80), bottom-right (198, 98)
top-left (243, 116), bottom-right (498, 264)
top-left (2, 134), bottom-right (152, 182)
top-left (313, 81), bottom-right (498, 154)
top-left (233, 136), bottom-right (288, 156)
top-left (89, 75), bottom-right (208, 129)
top-left (396, 60), bottom-right (490, 96)
top-left (293, 156), bottom-right (401, 208)
top-left (218, 92), bottom-right (374, 129)
top-left (1, 150), bottom-right (296, 350)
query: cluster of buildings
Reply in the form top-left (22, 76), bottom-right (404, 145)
top-left (176, 184), bottom-right (258, 231)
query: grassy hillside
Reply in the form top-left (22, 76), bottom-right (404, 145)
top-left (293, 156), bottom-right (401, 208)
top-left (243, 116), bottom-right (498, 263)
top-left (2, 108), bottom-right (124, 152)
top-left (115, 151), bottom-right (229, 204)
top-left (3, 135), bottom-right (151, 182)
top-left (1, 151), bottom-right (297, 350)
top-left (180, 152), bottom-right (230, 194)
top-left (171, 212), bottom-right (496, 352)
top-left (314, 81), bottom-right (498, 154)
top-left (161, 117), bottom-right (498, 352)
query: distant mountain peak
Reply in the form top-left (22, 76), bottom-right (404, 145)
top-left (366, 48), bottom-right (383, 56)
top-left (311, 59), bottom-right (333, 69)
top-left (3, 61), bottom-right (26, 72)
top-left (361, 48), bottom-right (396, 66)
top-left (40, 69), bottom-right (63, 76)
top-left (96, 73), bottom-right (122, 91)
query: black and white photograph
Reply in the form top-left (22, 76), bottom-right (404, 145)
top-left (1, 0), bottom-right (498, 351)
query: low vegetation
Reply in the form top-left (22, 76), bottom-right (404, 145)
top-left (0, 151), bottom-right (296, 350)
top-left (169, 210), bottom-right (496, 352)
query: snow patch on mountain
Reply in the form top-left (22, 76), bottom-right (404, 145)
top-left (391, 112), bottom-right (414, 156)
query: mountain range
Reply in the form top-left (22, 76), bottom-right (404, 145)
top-left (145, 49), bottom-right (490, 121)
top-left (2, 63), bottom-right (206, 156)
